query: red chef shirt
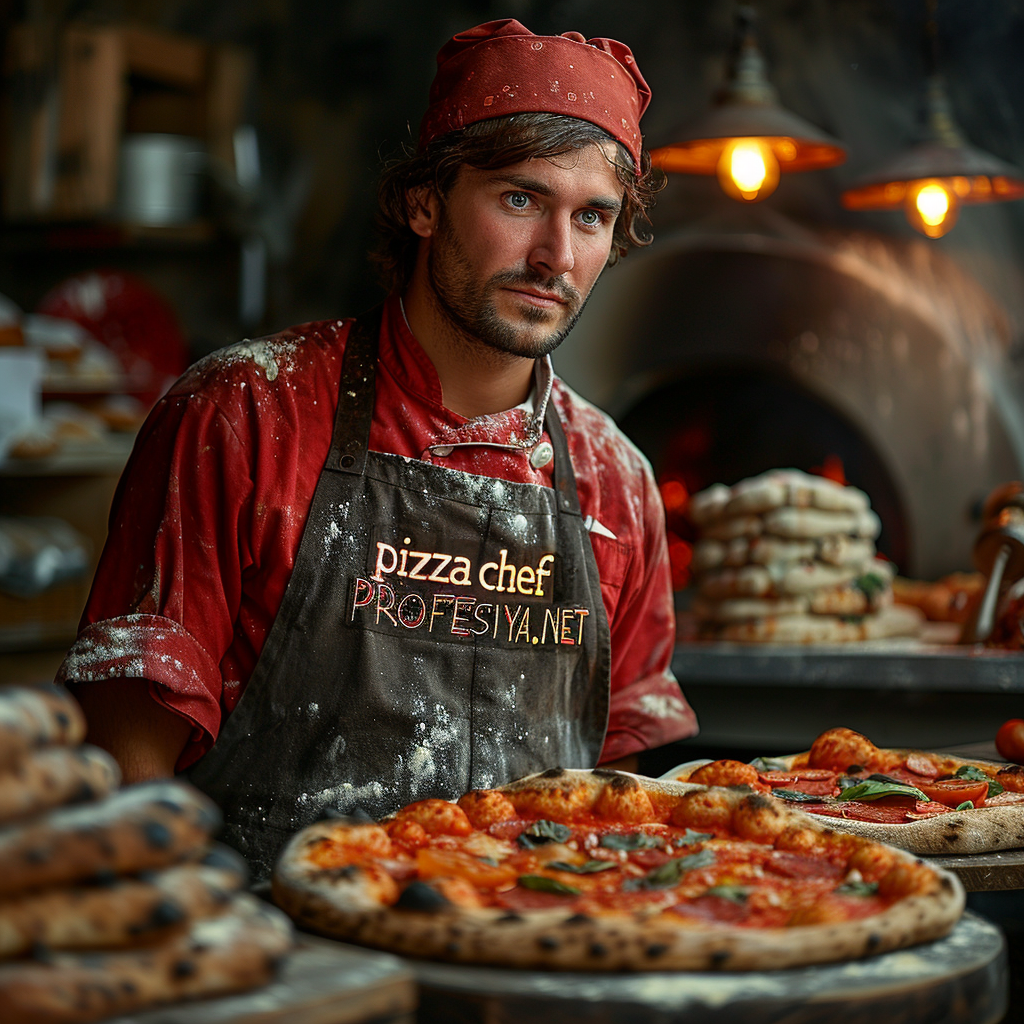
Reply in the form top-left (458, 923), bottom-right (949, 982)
top-left (58, 295), bottom-right (697, 769)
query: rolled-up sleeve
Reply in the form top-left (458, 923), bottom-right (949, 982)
top-left (58, 386), bottom-right (253, 767)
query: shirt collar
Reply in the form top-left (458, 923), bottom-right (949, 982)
top-left (382, 294), bottom-right (552, 446)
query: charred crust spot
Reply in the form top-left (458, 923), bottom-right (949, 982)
top-left (645, 943), bottom-right (669, 958)
top-left (148, 900), bottom-right (186, 929)
top-left (565, 914), bottom-right (592, 926)
top-left (154, 799), bottom-right (185, 815)
top-left (325, 864), bottom-right (361, 881)
top-left (395, 882), bottom-right (451, 911)
top-left (945, 820), bottom-right (963, 831)
top-left (592, 768), bottom-right (621, 778)
top-left (200, 846), bottom-right (242, 873)
top-left (73, 781), bottom-right (96, 803)
top-left (589, 942), bottom-right (608, 958)
top-left (55, 711), bottom-right (71, 729)
top-left (710, 950), bottom-right (732, 968)
top-left (541, 767), bottom-right (565, 779)
top-left (744, 794), bottom-right (774, 810)
top-left (939, 877), bottom-right (955, 893)
top-left (30, 942), bottom-right (54, 963)
top-left (497, 912), bottom-right (524, 924)
top-left (537, 935), bottom-right (560, 950)
top-left (93, 868), bottom-right (118, 888)
top-left (172, 959), bottom-right (197, 978)
top-left (609, 775), bottom-right (639, 792)
top-left (120, 980), bottom-right (138, 995)
top-left (866, 933), bottom-right (882, 952)
top-left (444, 941), bottom-right (460, 955)
top-left (24, 847), bottom-right (49, 865)
top-left (142, 820), bottom-right (173, 849)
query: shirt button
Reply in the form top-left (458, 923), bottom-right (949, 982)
top-left (432, 446), bottom-right (454, 457)
top-left (530, 441), bottom-right (554, 469)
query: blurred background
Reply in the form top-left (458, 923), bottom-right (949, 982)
top-left (3, 0), bottom-right (1024, 683)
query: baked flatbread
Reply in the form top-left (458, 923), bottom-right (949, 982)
top-left (666, 728), bottom-right (1024, 856)
top-left (724, 470), bottom-right (870, 518)
top-left (707, 604), bottom-right (923, 643)
top-left (0, 781), bottom-right (220, 897)
top-left (0, 687), bottom-right (85, 772)
top-left (0, 894), bottom-right (293, 1024)
top-left (0, 745), bottom-right (120, 826)
top-left (763, 507), bottom-right (881, 540)
top-left (0, 846), bottom-right (247, 957)
top-left (272, 768), bottom-right (964, 972)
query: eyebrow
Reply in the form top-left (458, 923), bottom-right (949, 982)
top-left (493, 174), bottom-right (623, 215)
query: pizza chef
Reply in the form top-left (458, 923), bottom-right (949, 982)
top-left (57, 19), bottom-right (699, 878)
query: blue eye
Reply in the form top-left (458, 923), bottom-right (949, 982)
top-left (507, 192), bottom-right (530, 209)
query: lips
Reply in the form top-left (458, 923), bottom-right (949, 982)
top-left (506, 288), bottom-right (569, 308)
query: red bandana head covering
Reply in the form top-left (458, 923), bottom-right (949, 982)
top-left (418, 19), bottom-right (651, 174)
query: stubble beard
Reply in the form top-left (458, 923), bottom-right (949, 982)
top-left (427, 218), bottom-right (590, 361)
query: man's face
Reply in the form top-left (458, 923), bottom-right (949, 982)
top-left (423, 143), bottom-right (624, 359)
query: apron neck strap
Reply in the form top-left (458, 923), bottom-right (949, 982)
top-left (331, 304), bottom-right (581, 523)
top-left (330, 305), bottom-right (383, 475)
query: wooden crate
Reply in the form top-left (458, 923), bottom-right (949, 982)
top-left (3, 23), bottom-right (250, 221)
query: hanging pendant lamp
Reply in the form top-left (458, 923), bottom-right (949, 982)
top-left (841, 0), bottom-right (1024, 238)
top-left (650, 4), bottom-right (846, 203)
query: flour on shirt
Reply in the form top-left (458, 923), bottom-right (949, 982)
top-left (639, 692), bottom-right (691, 720)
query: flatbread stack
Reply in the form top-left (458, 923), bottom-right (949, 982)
top-left (0, 685), bottom-right (294, 1024)
top-left (687, 470), bottom-right (923, 643)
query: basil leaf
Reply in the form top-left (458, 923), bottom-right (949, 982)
top-left (641, 849), bottom-right (717, 889)
top-left (955, 800), bottom-right (974, 811)
top-left (673, 829), bottom-right (715, 847)
top-left (599, 832), bottom-right (662, 852)
top-left (517, 820), bottom-right (572, 848)
top-left (836, 880), bottom-right (879, 897)
top-left (750, 756), bottom-right (789, 772)
top-left (704, 884), bottom-right (748, 904)
top-left (836, 780), bottom-right (927, 802)
top-left (547, 860), bottom-right (616, 874)
top-left (955, 765), bottom-right (1003, 797)
top-left (854, 572), bottom-right (887, 601)
top-left (518, 875), bottom-right (580, 895)
top-left (772, 788), bottom-right (825, 803)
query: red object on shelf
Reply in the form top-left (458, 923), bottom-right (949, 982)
top-left (38, 270), bottom-right (188, 406)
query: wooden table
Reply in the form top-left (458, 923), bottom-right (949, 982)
top-left (412, 911), bottom-right (1006, 1024)
top-left (110, 936), bottom-right (416, 1024)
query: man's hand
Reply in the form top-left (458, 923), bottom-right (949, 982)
top-left (73, 679), bottom-right (193, 784)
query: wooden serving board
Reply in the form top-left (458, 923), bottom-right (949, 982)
top-left (109, 936), bottom-right (416, 1024)
top-left (412, 911), bottom-right (1006, 1024)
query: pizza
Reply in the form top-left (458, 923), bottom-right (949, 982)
top-left (667, 727), bottom-right (1024, 855)
top-left (271, 767), bottom-right (963, 971)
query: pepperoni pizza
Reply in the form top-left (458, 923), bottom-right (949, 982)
top-left (271, 768), bottom-right (964, 971)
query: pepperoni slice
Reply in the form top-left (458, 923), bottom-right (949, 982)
top-left (767, 851), bottom-right (844, 880)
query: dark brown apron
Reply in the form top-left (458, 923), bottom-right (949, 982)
top-left (188, 308), bottom-right (611, 880)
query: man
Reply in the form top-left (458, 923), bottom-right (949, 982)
top-left (59, 19), bottom-right (698, 878)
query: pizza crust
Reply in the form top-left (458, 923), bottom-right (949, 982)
top-left (0, 780), bottom-right (220, 897)
top-left (0, 893), bottom-right (293, 1024)
top-left (272, 769), bottom-right (964, 972)
top-left (0, 845), bottom-right (247, 957)
top-left (764, 751), bottom-right (1024, 856)
top-left (0, 745), bottom-right (120, 826)
top-left (0, 686), bottom-right (86, 772)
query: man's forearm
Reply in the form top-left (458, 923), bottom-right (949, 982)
top-left (73, 678), bottom-right (193, 783)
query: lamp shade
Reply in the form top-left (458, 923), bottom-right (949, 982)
top-left (650, 5), bottom-right (845, 201)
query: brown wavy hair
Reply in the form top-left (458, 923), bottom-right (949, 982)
top-left (371, 113), bottom-right (665, 293)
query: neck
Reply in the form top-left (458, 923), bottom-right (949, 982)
top-left (402, 266), bottom-right (535, 419)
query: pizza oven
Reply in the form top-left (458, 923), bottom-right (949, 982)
top-left (555, 210), bottom-right (1024, 584)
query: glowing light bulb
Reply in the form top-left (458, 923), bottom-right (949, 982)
top-left (904, 179), bottom-right (960, 238)
top-left (716, 138), bottom-right (780, 202)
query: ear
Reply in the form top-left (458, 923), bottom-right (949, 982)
top-left (406, 186), bottom-right (439, 238)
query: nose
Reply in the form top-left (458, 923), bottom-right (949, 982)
top-left (528, 216), bottom-right (575, 278)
